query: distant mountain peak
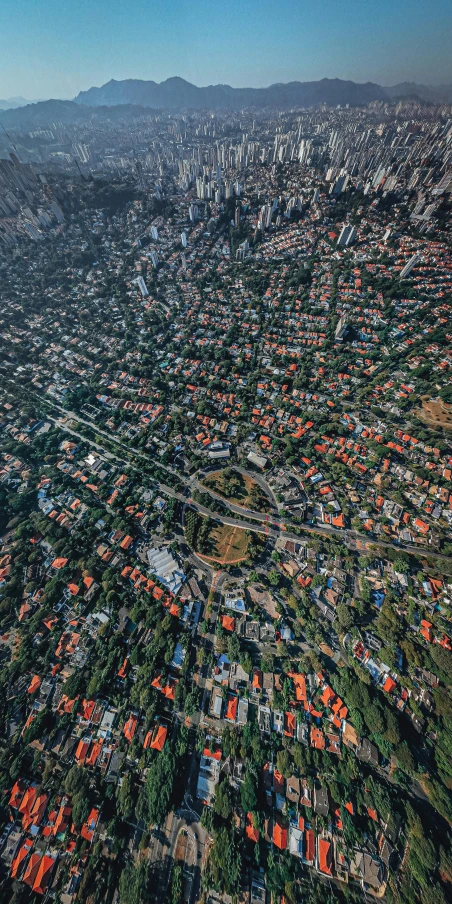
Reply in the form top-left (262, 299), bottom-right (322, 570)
top-left (163, 76), bottom-right (192, 84)
top-left (73, 76), bottom-right (390, 109)
top-left (1, 77), bottom-right (450, 128)
top-left (0, 96), bottom-right (31, 110)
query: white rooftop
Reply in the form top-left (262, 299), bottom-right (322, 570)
top-left (147, 546), bottom-right (186, 595)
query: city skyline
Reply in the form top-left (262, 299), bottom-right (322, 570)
top-left (1, 0), bottom-right (452, 100)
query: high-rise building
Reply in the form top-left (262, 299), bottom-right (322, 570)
top-left (331, 174), bottom-right (348, 195)
top-left (335, 315), bottom-right (348, 341)
top-left (135, 276), bottom-right (149, 297)
top-left (337, 225), bottom-right (357, 247)
top-left (236, 239), bottom-right (250, 261)
top-left (49, 201), bottom-right (65, 224)
top-left (74, 143), bottom-right (91, 164)
top-left (188, 203), bottom-right (199, 222)
top-left (258, 204), bottom-right (272, 230)
top-left (400, 252), bottom-right (421, 279)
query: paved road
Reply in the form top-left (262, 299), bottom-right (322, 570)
top-left (3, 382), bottom-right (451, 564)
top-left (197, 463), bottom-right (279, 511)
top-left (235, 463), bottom-right (279, 508)
top-left (190, 475), bottom-right (276, 520)
top-left (147, 808), bottom-right (207, 903)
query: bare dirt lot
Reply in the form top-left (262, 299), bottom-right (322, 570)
top-left (417, 396), bottom-right (452, 431)
top-left (195, 520), bottom-right (250, 565)
top-left (247, 584), bottom-right (279, 619)
top-left (174, 830), bottom-right (188, 862)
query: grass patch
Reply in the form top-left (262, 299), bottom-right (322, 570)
top-left (185, 509), bottom-right (250, 564)
top-left (206, 522), bottom-right (250, 564)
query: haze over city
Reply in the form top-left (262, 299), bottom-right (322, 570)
top-left (1, 0), bottom-right (452, 100)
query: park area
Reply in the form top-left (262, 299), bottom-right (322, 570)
top-left (201, 467), bottom-right (270, 512)
top-left (202, 522), bottom-right (250, 564)
top-left (417, 396), bottom-right (452, 431)
top-left (184, 509), bottom-right (250, 565)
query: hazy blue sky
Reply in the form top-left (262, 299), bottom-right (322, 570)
top-left (1, 0), bottom-right (451, 100)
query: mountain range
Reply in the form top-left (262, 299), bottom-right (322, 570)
top-left (0, 96), bottom-right (32, 111)
top-left (74, 76), bottom-right (389, 109)
top-left (0, 100), bottom-right (152, 129)
top-left (1, 77), bottom-right (452, 129)
top-left (385, 82), bottom-right (452, 104)
top-left (74, 76), bottom-right (452, 109)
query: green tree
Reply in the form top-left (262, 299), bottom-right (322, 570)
top-left (262, 651), bottom-right (275, 672)
top-left (395, 741), bottom-right (415, 775)
top-left (72, 793), bottom-right (90, 829)
top-left (209, 827), bottom-right (242, 897)
top-left (117, 771), bottom-right (135, 820)
top-left (146, 748), bottom-right (176, 825)
top-left (240, 652), bottom-right (253, 675)
top-left (214, 778), bottom-right (232, 819)
top-left (276, 748), bottom-right (291, 778)
top-left (336, 603), bottom-right (354, 630)
top-left (227, 633), bottom-right (240, 662)
top-left (240, 768), bottom-right (258, 813)
top-left (118, 860), bottom-right (150, 904)
top-left (170, 864), bottom-right (183, 904)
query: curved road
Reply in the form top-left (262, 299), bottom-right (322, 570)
top-left (4, 383), bottom-right (452, 565)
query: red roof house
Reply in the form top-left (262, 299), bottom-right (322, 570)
top-left (33, 854), bottom-right (56, 895)
top-left (23, 852), bottom-right (41, 888)
top-left (123, 714), bottom-right (138, 743)
top-left (318, 837), bottom-right (333, 875)
top-left (150, 725), bottom-right (167, 751)
top-left (81, 808), bottom-right (99, 843)
top-left (9, 779), bottom-right (27, 810)
top-left (273, 817), bottom-right (288, 850)
top-left (11, 839), bottom-right (33, 879)
top-left (27, 674), bottom-right (41, 694)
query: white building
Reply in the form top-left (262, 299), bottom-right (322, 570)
top-left (400, 252), bottom-right (421, 279)
top-left (135, 276), bottom-right (148, 297)
top-left (147, 546), bottom-right (185, 595)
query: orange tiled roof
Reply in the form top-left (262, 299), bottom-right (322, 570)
top-left (23, 852), bottom-right (41, 888)
top-left (245, 812), bottom-right (259, 843)
top-left (11, 839), bottom-right (32, 879)
top-left (27, 674), bottom-right (41, 694)
top-left (150, 725), bottom-right (167, 751)
top-left (123, 714), bottom-right (138, 742)
top-left (32, 854), bottom-right (55, 894)
top-left (221, 615), bottom-right (235, 632)
top-left (273, 818), bottom-right (288, 850)
top-left (318, 838), bottom-right (332, 875)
